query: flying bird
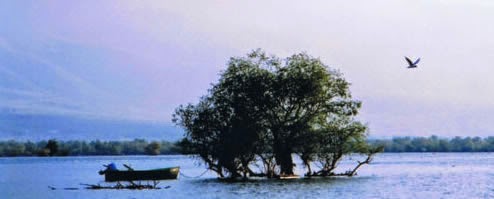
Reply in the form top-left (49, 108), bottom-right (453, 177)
top-left (405, 56), bottom-right (420, 68)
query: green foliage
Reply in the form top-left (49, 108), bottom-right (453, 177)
top-left (45, 139), bottom-right (58, 156)
top-left (0, 140), bottom-right (26, 156)
top-left (146, 141), bottom-right (161, 155)
top-left (0, 139), bottom-right (183, 156)
top-left (370, 136), bottom-right (494, 152)
top-left (173, 49), bottom-right (376, 178)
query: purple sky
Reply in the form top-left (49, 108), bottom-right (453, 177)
top-left (2, 0), bottom-right (494, 137)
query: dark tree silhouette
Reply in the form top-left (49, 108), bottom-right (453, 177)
top-left (173, 49), bottom-right (381, 179)
top-left (45, 139), bottom-right (58, 156)
top-left (145, 141), bottom-right (161, 155)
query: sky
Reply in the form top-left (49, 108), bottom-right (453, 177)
top-left (1, 0), bottom-right (494, 137)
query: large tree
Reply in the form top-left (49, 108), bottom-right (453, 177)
top-left (173, 49), bottom-right (381, 179)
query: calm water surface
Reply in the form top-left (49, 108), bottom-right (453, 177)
top-left (1, 153), bottom-right (493, 199)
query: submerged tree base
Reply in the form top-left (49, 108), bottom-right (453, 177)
top-left (305, 171), bottom-right (357, 178)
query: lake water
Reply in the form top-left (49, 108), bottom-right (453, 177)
top-left (1, 153), bottom-right (493, 199)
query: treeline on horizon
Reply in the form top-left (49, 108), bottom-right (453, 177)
top-left (2, 136), bottom-right (494, 157)
top-left (0, 139), bottom-right (183, 157)
top-left (371, 136), bottom-right (494, 152)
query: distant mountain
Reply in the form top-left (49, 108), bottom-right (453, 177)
top-left (0, 41), bottom-right (186, 141)
top-left (0, 40), bottom-right (163, 122)
top-left (0, 112), bottom-right (184, 141)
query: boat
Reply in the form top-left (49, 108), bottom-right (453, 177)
top-left (102, 166), bottom-right (180, 182)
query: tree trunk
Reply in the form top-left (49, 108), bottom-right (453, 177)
top-left (347, 152), bottom-right (374, 176)
top-left (272, 128), bottom-right (295, 176)
top-left (276, 147), bottom-right (294, 175)
top-left (305, 161), bottom-right (312, 177)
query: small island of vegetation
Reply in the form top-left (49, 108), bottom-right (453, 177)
top-left (173, 50), bottom-right (382, 179)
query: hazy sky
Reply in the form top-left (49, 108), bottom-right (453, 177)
top-left (2, 0), bottom-right (494, 137)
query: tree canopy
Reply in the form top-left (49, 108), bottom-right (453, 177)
top-left (173, 49), bottom-right (382, 179)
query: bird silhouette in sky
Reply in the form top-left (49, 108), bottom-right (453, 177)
top-left (405, 56), bottom-right (420, 68)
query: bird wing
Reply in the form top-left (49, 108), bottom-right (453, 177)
top-left (413, 58), bottom-right (421, 65)
top-left (405, 56), bottom-right (413, 65)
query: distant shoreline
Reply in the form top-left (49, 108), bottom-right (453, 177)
top-left (1, 136), bottom-right (493, 157)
